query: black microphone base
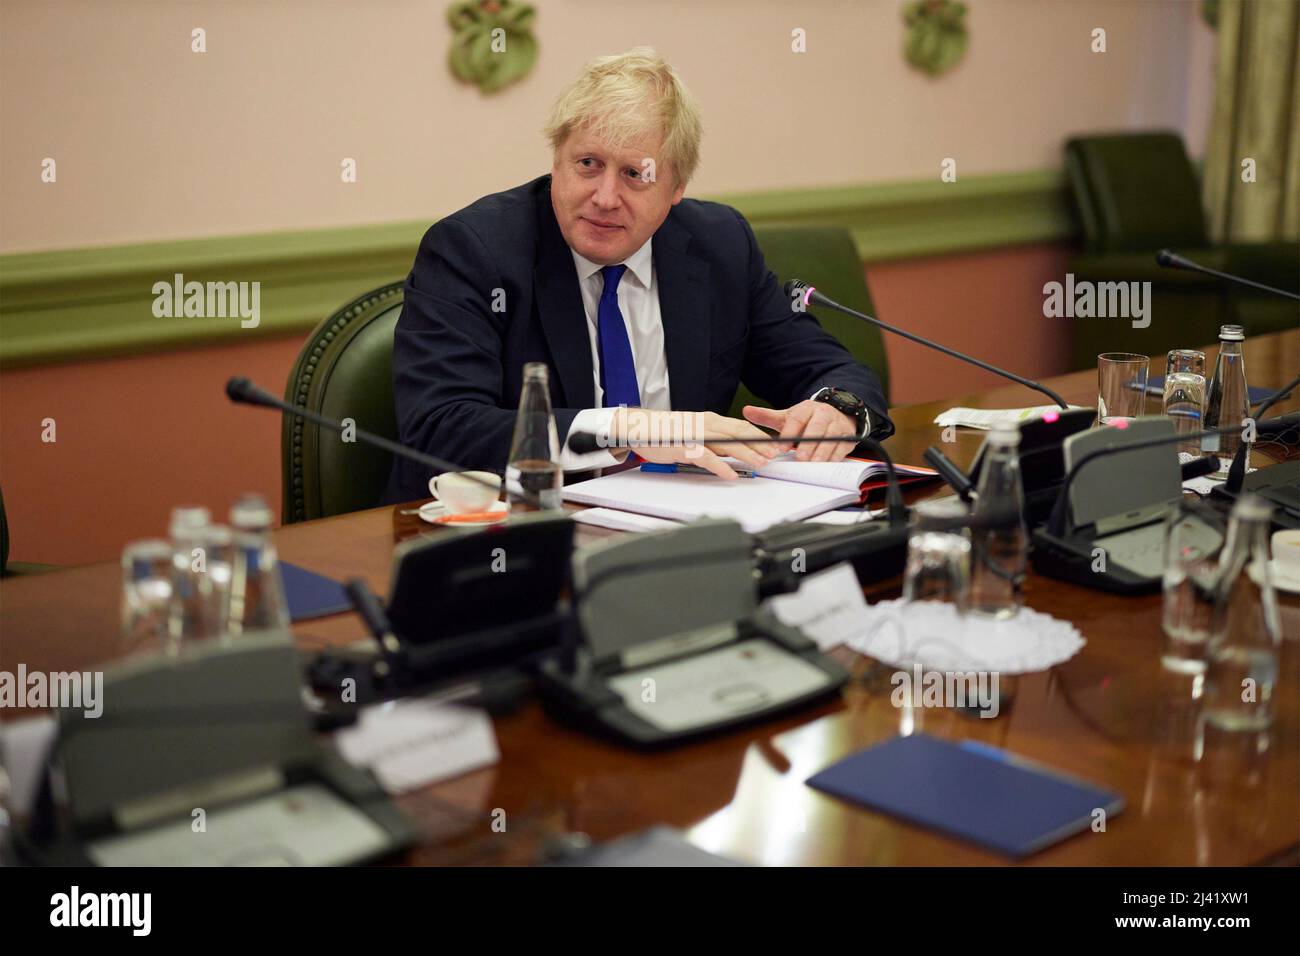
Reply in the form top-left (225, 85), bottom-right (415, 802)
top-left (753, 520), bottom-right (909, 597)
top-left (1029, 528), bottom-right (1161, 596)
top-left (1210, 459), bottom-right (1300, 529)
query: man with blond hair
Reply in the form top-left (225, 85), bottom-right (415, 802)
top-left (385, 49), bottom-right (891, 501)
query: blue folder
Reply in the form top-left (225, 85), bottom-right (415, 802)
top-left (806, 733), bottom-right (1124, 858)
top-left (279, 561), bottom-right (351, 622)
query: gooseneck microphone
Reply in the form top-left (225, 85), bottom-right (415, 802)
top-left (1224, 372), bottom-right (1300, 493)
top-left (224, 377), bottom-right (538, 506)
top-left (783, 280), bottom-right (1070, 409)
top-left (1155, 249), bottom-right (1300, 301)
top-left (922, 446), bottom-right (975, 502)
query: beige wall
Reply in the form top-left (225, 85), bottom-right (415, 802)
top-left (1, 0), bottom-right (1214, 253)
top-left (0, 0), bottom-right (1221, 566)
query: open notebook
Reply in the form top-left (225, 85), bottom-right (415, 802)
top-left (563, 457), bottom-right (936, 532)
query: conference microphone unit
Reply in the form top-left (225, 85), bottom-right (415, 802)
top-left (783, 279), bottom-right (1071, 410)
top-left (1155, 249), bottom-right (1300, 301)
top-left (1044, 423), bottom-right (1243, 539)
top-left (1032, 420), bottom-right (1247, 594)
top-left (224, 376), bottom-right (540, 507)
top-left (1223, 372), bottom-right (1300, 493)
top-left (1209, 373), bottom-right (1300, 528)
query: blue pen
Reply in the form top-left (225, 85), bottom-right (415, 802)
top-left (640, 462), bottom-right (755, 478)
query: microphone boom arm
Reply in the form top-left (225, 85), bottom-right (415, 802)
top-left (785, 280), bottom-right (1070, 410)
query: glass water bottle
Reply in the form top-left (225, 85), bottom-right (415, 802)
top-left (227, 494), bottom-right (291, 637)
top-left (1202, 324), bottom-right (1251, 478)
top-left (967, 428), bottom-right (1028, 619)
top-left (506, 362), bottom-right (563, 511)
top-left (1202, 495), bottom-right (1280, 734)
top-left (166, 506), bottom-right (232, 647)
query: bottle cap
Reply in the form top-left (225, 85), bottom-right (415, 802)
top-left (230, 494), bottom-right (273, 530)
top-left (988, 428), bottom-right (1021, 446)
top-left (1218, 324), bottom-right (1245, 342)
top-left (1232, 493), bottom-right (1273, 521)
top-left (168, 506), bottom-right (211, 536)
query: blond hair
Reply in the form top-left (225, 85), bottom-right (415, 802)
top-left (543, 48), bottom-right (702, 186)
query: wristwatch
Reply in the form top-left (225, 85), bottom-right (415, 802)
top-left (811, 386), bottom-right (870, 438)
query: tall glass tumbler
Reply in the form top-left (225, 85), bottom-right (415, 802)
top-left (1161, 511), bottom-right (1221, 677)
top-left (903, 497), bottom-right (972, 610)
top-left (1163, 349), bottom-right (1206, 456)
top-left (121, 538), bottom-right (174, 654)
top-left (1097, 352), bottom-right (1150, 426)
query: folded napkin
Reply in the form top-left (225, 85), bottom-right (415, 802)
top-left (846, 598), bottom-right (1085, 674)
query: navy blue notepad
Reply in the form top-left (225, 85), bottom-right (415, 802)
top-left (280, 561), bottom-right (351, 622)
top-left (806, 734), bottom-right (1123, 858)
top-left (1145, 375), bottom-right (1275, 404)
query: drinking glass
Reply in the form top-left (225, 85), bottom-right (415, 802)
top-left (121, 538), bottom-right (174, 654)
top-left (1163, 349), bottom-right (1206, 456)
top-left (903, 497), bottom-right (972, 610)
top-left (1161, 539), bottom-right (1219, 678)
top-left (167, 524), bottom-right (234, 648)
top-left (1097, 352), bottom-right (1150, 425)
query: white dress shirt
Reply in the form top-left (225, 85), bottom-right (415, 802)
top-left (560, 237), bottom-right (671, 470)
top-left (556, 236), bottom-right (870, 470)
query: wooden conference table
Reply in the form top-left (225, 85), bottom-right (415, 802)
top-left (3, 329), bottom-right (1298, 866)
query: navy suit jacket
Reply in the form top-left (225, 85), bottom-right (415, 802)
top-left (383, 175), bottom-right (892, 503)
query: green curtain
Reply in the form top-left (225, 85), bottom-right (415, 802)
top-left (1202, 0), bottom-right (1300, 242)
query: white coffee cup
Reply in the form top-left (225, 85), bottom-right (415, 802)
top-left (1271, 529), bottom-right (1300, 582)
top-left (428, 471), bottom-right (501, 514)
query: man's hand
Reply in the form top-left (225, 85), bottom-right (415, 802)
top-left (742, 401), bottom-right (858, 462)
top-left (609, 408), bottom-right (786, 479)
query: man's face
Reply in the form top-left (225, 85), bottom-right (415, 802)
top-left (550, 126), bottom-right (686, 265)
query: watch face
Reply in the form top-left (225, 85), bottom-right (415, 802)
top-left (829, 388), bottom-right (865, 412)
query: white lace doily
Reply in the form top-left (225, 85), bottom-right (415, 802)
top-left (846, 599), bottom-right (1086, 674)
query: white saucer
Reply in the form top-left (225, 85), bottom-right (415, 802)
top-left (418, 499), bottom-right (508, 526)
top-left (1248, 559), bottom-right (1300, 595)
top-left (1267, 560), bottom-right (1300, 595)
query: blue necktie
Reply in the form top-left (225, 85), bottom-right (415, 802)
top-left (597, 264), bottom-right (640, 408)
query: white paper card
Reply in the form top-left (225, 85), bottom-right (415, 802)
top-left (764, 562), bottom-right (871, 650)
top-left (934, 405), bottom-right (1087, 430)
top-left (334, 701), bottom-right (499, 794)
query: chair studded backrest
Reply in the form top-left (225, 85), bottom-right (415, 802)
top-left (281, 282), bottom-right (404, 524)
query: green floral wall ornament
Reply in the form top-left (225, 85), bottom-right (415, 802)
top-left (447, 0), bottom-right (538, 94)
top-left (903, 0), bottom-right (969, 78)
top-left (1201, 0), bottom-right (1219, 30)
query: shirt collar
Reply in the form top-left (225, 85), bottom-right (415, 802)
top-left (570, 235), bottom-right (654, 289)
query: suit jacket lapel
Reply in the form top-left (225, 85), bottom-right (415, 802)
top-left (533, 181), bottom-right (595, 408)
top-left (654, 216), bottom-right (711, 412)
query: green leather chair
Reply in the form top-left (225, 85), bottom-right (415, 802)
top-left (733, 225), bottom-right (889, 416)
top-left (282, 227), bottom-right (889, 522)
top-left (281, 282), bottom-right (403, 524)
top-left (1064, 131), bottom-right (1299, 370)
